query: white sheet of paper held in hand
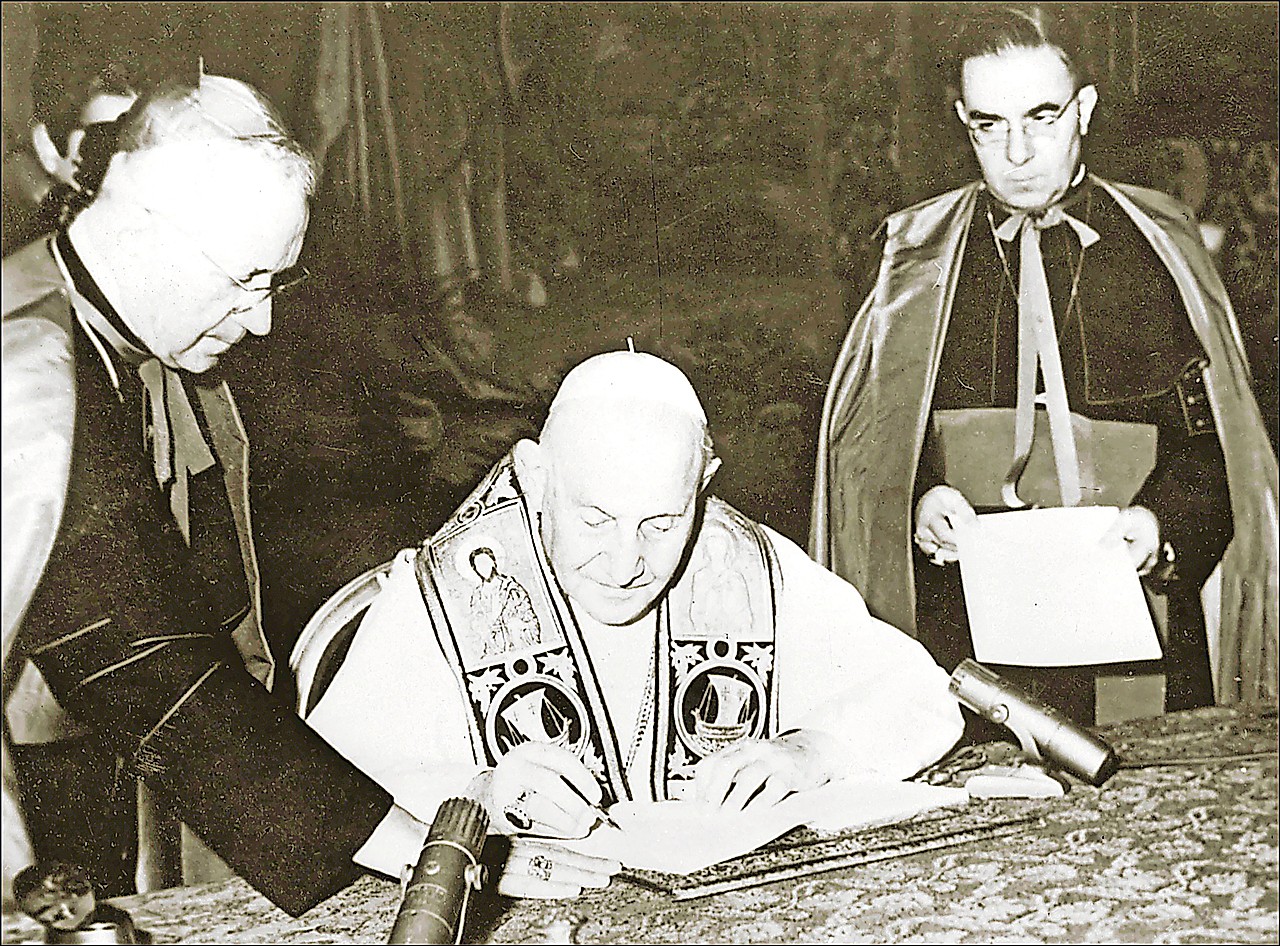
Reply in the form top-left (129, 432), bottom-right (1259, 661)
top-left (561, 780), bottom-right (968, 874)
top-left (956, 505), bottom-right (1163, 667)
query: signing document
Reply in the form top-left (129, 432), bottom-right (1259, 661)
top-left (564, 780), bottom-right (968, 874)
top-left (956, 506), bottom-right (1162, 667)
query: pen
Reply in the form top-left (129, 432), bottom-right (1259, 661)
top-left (587, 801), bottom-right (622, 832)
top-left (560, 776), bottom-right (622, 831)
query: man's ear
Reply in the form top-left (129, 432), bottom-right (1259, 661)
top-left (512, 438), bottom-right (547, 510)
top-left (700, 456), bottom-right (722, 493)
top-left (1077, 84), bottom-right (1098, 136)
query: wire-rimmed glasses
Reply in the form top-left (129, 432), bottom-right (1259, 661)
top-left (960, 87), bottom-right (1084, 148)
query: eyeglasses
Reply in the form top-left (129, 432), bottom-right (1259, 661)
top-left (217, 262), bottom-right (310, 318)
top-left (135, 201), bottom-right (310, 314)
top-left (225, 264), bottom-right (310, 316)
top-left (960, 88), bottom-right (1083, 148)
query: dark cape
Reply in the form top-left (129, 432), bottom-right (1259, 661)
top-left (810, 177), bottom-right (1278, 707)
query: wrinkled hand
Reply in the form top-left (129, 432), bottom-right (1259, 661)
top-left (914, 485), bottom-right (977, 565)
top-left (1101, 505), bottom-right (1161, 574)
top-left (476, 742), bottom-right (602, 839)
top-left (693, 730), bottom-right (836, 812)
top-left (496, 837), bottom-right (620, 900)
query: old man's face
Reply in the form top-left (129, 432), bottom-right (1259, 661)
top-left (532, 403), bottom-right (705, 627)
top-left (957, 44), bottom-right (1097, 212)
top-left (471, 549), bottom-right (498, 582)
top-left (99, 143), bottom-right (308, 373)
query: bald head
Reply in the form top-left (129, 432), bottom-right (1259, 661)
top-left (546, 350), bottom-right (707, 423)
top-left (541, 350), bottom-right (713, 473)
top-left (515, 352), bottom-right (720, 626)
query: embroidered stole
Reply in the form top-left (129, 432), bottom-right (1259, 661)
top-left (412, 454), bottom-right (779, 804)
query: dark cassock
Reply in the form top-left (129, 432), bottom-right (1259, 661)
top-left (811, 174), bottom-right (1278, 726)
top-left (3, 234), bottom-right (393, 916)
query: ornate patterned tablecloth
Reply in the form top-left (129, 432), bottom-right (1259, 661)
top-left (3, 706), bottom-right (1276, 944)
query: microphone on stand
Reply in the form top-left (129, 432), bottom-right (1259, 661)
top-left (387, 797), bottom-right (490, 945)
top-left (949, 658), bottom-right (1118, 787)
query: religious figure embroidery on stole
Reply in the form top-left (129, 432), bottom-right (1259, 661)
top-left (465, 546), bottom-right (544, 657)
top-left (686, 527), bottom-right (755, 637)
top-left (653, 505), bottom-right (779, 796)
top-left (414, 458), bottom-right (626, 798)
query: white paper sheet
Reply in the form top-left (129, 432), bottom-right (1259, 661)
top-left (956, 506), bottom-right (1163, 667)
top-left (561, 780), bottom-right (968, 874)
top-left (562, 799), bottom-right (798, 874)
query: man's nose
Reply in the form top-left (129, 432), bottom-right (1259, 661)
top-left (237, 295), bottom-right (273, 336)
top-left (1005, 125), bottom-right (1034, 166)
top-left (606, 531), bottom-right (646, 587)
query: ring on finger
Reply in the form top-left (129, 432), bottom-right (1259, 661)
top-left (501, 803), bottom-right (532, 834)
top-left (527, 853), bottom-right (554, 882)
top-left (505, 789), bottom-right (534, 831)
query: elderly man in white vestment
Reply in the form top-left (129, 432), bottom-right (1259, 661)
top-left (293, 351), bottom-right (964, 898)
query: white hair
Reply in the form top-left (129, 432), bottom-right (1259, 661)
top-left (112, 73), bottom-right (316, 198)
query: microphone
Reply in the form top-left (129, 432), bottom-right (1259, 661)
top-left (387, 798), bottom-right (489, 945)
top-left (948, 659), bottom-right (1119, 786)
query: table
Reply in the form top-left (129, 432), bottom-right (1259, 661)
top-left (4, 705), bottom-right (1276, 944)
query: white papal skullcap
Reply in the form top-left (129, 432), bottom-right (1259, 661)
top-left (546, 349), bottom-right (707, 427)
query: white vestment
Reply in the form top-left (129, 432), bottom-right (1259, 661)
top-left (298, 523), bottom-right (964, 827)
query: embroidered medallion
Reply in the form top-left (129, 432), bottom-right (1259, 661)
top-left (673, 639), bottom-right (771, 757)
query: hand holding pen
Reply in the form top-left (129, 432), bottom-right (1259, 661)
top-left (480, 743), bottom-right (623, 899)
top-left (560, 778), bottom-right (622, 832)
top-left (481, 741), bottom-right (617, 838)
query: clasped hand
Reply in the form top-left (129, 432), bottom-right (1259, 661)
top-left (477, 742), bottom-right (619, 899)
top-left (914, 485), bottom-right (977, 565)
top-left (1100, 505), bottom-right (1161, 575)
